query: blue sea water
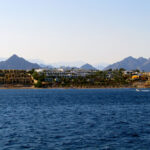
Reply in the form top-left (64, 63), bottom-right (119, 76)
top-left (0, 89), bottom-right (150, 150)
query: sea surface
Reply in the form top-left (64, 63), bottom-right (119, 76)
top-left (0, 89), bottom-right (150, 150)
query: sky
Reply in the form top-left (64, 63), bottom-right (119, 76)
top-left (0, 0), bottom-right (150, 65)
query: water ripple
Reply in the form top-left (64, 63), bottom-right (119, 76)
top-left (0, 89), bottom-right (149, 150)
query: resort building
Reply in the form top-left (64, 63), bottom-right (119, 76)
top-left (0, 70), bottom-right (33, 85)
top-left (35, 68), bottom-right (94, 78)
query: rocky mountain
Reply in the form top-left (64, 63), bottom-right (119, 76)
top-left (140, 59), bottom-right (150, 72)
top-left (0, 54), bottom-right (40, 70)
top-left (104, 56), bottom-right (150, 71)
top-left (80, 63), bottom-right (97, 70)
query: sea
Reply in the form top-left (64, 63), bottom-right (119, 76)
top-left (0, 89), bottom-right (150, 150)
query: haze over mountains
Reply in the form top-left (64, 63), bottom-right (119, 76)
top-left (0, 54), bottom-right (106, 70)
top-left (104, 56), bottom-right (150, 72)
top-left (40, 61), bottom-right (107, 70)
top-left (0, 55), bottom-right (99, 70)
top-left (1, 55), bottom-right (150, 71)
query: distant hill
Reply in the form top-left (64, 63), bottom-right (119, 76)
top-left (104, 56), bottom-right (150, 71)
top-left (94, 62), bottom-right (109, 70)
top-left (140, 59), bottom-right (150, 72)
top-left (39, 64), bottom-right (53, 69)
top-left (51, 61), bottom-right (85, 68)
top-left (80, 63), bottom-right (97, 70)
top-left (94, 64), bottom-right (109, 70)
top-left (0, 54), bottom-right (40, 70)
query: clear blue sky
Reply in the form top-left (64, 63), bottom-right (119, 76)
top-left (0, 0), bottom-right (150, 64)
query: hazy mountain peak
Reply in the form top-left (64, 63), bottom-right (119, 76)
top-left (138, 57), bottom-right (145, 59)
top-left (137, 57), bottom-right (148, 64)
top-left (137, 57), bottom-right (147, 61)
top-left (0, 54), bottom-right (40, 70)
top-left (11, 54), bottom-right (18, 57)
top-left (7, 54), bottom-right (22, 61)
top-left (104, 56), bottom-right (150, 72)
top-left (80, 63), bottom-right (97, 70)
top-left (123, 56), bottom-right (135, 61)
top-left (9, 54), bottom-right (19, 59)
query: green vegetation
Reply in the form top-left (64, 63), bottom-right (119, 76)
top-left (0, 68), bottom-right (148, 88)
top-left (30, 71), bottom-right (45, 88)
top-left (30, 69), bottom-right (136, 88)
top-left (34, 80), bottom-right (42, 88)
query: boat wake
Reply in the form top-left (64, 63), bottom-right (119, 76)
top-left (136, 89), bottom-right (150, 92)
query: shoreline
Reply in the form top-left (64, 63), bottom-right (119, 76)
top-left (0, 86), bottom-right (147, 89)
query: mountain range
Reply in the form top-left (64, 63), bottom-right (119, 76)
top-left (0, 55), bottom-right (40, 70)
top-left (49, 61), bottom-right (107, 70)
top-left (1, 54), bottom-right (150, 71)
top-left (104, 56), bottom-right (150, 72)
top-left (0, 55), bottom-right (98, 70)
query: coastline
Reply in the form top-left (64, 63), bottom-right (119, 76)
top-left (0, 86), bottom-right (145, 89)
top-left (0, 81), bottom-right (148, 89)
